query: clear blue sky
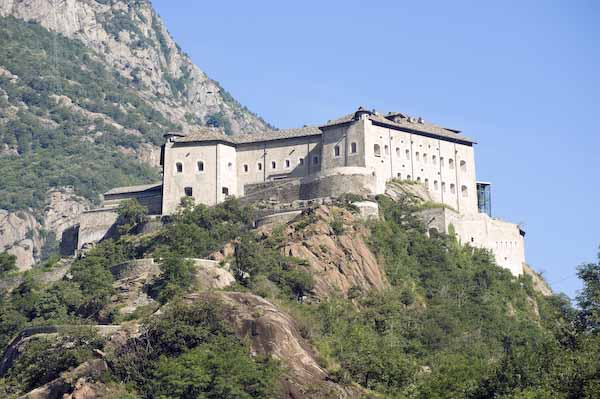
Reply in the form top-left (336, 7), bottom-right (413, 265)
top-left (152, 0), bottom-right (599, 299)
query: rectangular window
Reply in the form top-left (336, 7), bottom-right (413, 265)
top-left (184, 187), bottom-right (193, 197)
top-left (299, 158), bottom-right (304, 165)
top-left (271, 161), bottom-right (276, 169)
top-left (222, 187), bottom-right (229, 195)
top-left (285, 159), bottom-right (291, 168)
top-left (313, 156), bottom-right (319, 165)
top-left (351, 142), bottom-right (357, 154)
top-left (243, 164), bottom-right (249, 173)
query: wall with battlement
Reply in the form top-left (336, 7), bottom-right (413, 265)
top-left (241, 167), bottom-right (376, 205)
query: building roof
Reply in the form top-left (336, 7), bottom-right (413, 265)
top-left (104, 182), bottom-right (163, 196)
top-left (171, 107), bottom-right (474, 146)
top-left (321, 108), bottom-right (476, 144)
top-left (173, 126), bottom-right (322, 145)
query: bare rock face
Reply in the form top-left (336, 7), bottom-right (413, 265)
top-left (265, 205), bottom-right (388, 299)
top-left (0, 0), bottom-right (271, 135)
top-left (189, 291), bottom-right (364, 399)
top-left (0, 189), bottom-right (89, 270)
top-left (385, 179), bottom-right (434, 203)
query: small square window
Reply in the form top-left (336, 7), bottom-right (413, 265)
top-left (222, 187), bottom-right (229, 195)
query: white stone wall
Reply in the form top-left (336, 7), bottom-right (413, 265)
top-left (361, 120), bottom-right (477, 214)
top-left (235, 136), bottom-right (321, 196)
top-left (162, 139), bottom-right (236, 213)
top-left (321, 120), bottom-right (367, 170)
top-left (422, 207), bottom-right (525, 276)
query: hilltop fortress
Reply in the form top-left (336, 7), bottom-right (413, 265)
top-left (76, 107), bottom-right (526, 276)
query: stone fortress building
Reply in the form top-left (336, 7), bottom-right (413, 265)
top-left (78, 107), bottom-right (526, 276)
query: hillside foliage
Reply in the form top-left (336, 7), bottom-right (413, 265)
top-left (0, 16), bottom-right (171, 211)
top-left (0, 196), bottom-right (598, 398)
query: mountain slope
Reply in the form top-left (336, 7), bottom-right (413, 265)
top-left (0, 0), bottom-right (273, 269)
top-left (0, 0), bottom-right (271, 135)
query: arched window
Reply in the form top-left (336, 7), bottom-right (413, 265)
top-left (299, 158), bottom-right (304, 165)
top-left (243, 164), bottom-right (248, 173)
top-left (406, 174), bottom-right (411, 180)
top-left (449, 159), bottom-right (455, 169)
top-left (351, 142), bottom-right (357, 154)
top-left (442, 182), bottom-right (446, 192)
top-left (397, 173), bottom-right (401, 178)
top-left (176, 162), bottom-right (183, 173)
top-left (257, 162), bottom-right (263, 171)
top-left (425, 178), bottom-right (429, 188)
top-left (374, 144), bottom-right (381, 157)
top-left (440, 157), bottom-right (444, 167)
top-left (271, 161), bottom-right (277, 169)
top-left (384, 145), bottom-right (389, 155)
top-left (334, 145), bottom-right (340, 157)
top-left (197, 161), bottom-right (204, 172)
top-left (450, 183), bottom-right (456, 194)
top-left (460, 160), bottom-right (466, 172)
top-left (416, 176), bottom-right (421, 182)
top-left (415, 152), bottom-right (420, 161)
top-left (434, 180), bottom-right (438, 190)
top-left (227, 162), bottom-right (232, 169)
top-left (313, 156), bottom-right (319, 165)
top-left (405, 149), bottom-right (410, 160)
top-left (423, 153), bottom-right (427, 163)
top-left (184, 187), bottom-right (193, 197)
top-left (396, 147), bottom-right (400, 157)
top-left (432, 155), bottom-right (437, 165)
top-left (461, 185), bottom-right (468, 197)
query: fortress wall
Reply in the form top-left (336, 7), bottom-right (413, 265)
top-left (77, 207), bottom-right (119, 249)
top-left (241, 168), bottom-right (376, 205)
top-left (236, 136), bottom-right (322, 196)
top-left (242, 178), bottom-right (303, 204)
top-left (300, 169), bottom-right (376, 199)
top-left (104, 191), bottom-right (163, 215)
top-left (419, 207), bottom-right (525, 276)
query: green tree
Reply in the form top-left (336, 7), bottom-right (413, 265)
top-left (117, 199), bottom-right (148, 235)
top-left (576, 247), bottom-right (600, 334)
top-left (0, 252), bottom-right (17, 275)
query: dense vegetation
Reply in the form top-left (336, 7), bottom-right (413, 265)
top-left (0, 195), bottom-right (598, 398)
top-left (0, 16), bottom-right (172, 211)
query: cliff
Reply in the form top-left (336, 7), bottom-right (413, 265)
top-left (0, 0), bottom-right (270, 135)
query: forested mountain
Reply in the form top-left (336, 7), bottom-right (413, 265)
top-left (0, 194), bottom-right (598, 398)
top-left (0, 0), bottom-right (272, 268)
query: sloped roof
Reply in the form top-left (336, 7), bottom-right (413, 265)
top-left (104, 182), bottom-right (162, 196)
top-left (321, 108), bottom-right (475, 144)
top-left (174, 126), bottom-right (322, 145)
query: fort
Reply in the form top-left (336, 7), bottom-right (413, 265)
top-left (76, 107), bottom-right (526, 276)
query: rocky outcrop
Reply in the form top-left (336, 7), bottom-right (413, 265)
top-left (0, 189), bottom-right (89, 270)
top-left (265, 205), bottom-right (388, 299)
top-left (0, 0), bottom-right (271, 136)
top-left (523, 263), bottom-right (553, 297)
top-left (188, 291), bottom-right (364, 399)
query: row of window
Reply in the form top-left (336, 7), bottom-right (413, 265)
top-left (372, 144), bottom-right (467, 171)
top-left (333, 142), bottom-right (358, 157)
top-left (183, 186), bottom-right (230, 197)
top-left (175, 156), bottom-right (321, 174)
top-left (496, 241), bottom-right (519, 249)
top-left (397, 173), bottom-right (469, 197)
